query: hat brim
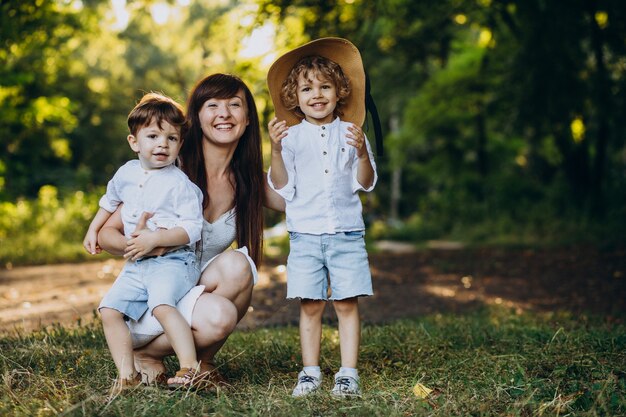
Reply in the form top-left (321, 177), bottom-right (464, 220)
top-left (267, 37), bottom-right (365, 127)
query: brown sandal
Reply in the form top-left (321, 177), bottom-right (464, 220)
top-left (167, 367), bottom-right (201, 390)
top-left (142, 372), bottom-right (168, 388)
top-left (110, 372), bottom-right (142, 395)
top-left (167, 367), bottom-right (232, 391)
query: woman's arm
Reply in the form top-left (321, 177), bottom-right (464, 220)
top-left (97, 206), bottom-right (128, 256)
top-left (263, 172), bottom-right (286, 212)
top-left (98, 207), bottom-right (164, 257)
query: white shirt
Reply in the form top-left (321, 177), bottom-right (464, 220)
top-left (268, 118), bottom-right (377, 234)
top-left (99, 160), bottom-right (203, 246)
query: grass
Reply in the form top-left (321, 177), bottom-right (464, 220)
top-left (1, 307), bottom-right (625, 416)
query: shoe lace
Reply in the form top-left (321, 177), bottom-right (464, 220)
top-left (299, 375), bottom-right (317, 384)
top-left (335, 377), bottom-right (352, 389)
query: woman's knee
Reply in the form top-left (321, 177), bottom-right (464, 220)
top-left (193, 296), bottom-right (238, 341)
top-left (215, 251), bottom-right (254, 292)
top-left (227, 251), bottom-right (253, 282)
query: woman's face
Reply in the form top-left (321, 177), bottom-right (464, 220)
top-left (198, 90), bottom-right (249, 145)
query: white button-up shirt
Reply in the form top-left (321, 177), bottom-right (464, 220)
top-left (268, 118), bottom-right (377, 234)
top-left (99, 160), bottom-right (203, 246)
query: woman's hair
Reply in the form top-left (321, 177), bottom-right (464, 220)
top-left (180, 73), bottom-right (264, 265)
top-left (127, 92), bottom-right (186, 136)
top-left (280, 55), bottom-right (351, 120)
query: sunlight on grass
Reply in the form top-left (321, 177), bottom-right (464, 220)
top-left (3, 307), bottom-right (623, 416)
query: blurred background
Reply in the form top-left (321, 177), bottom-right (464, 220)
top-left (1, 0), bottom-right (625, 266)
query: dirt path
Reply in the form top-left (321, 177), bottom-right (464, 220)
top-left (1, 245), bottom-right (625, 334)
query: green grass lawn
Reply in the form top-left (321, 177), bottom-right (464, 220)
top-left (1, 306), bottom-right (624, 416)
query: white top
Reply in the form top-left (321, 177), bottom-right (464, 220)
top-left (99, 160), bottom-right (203, 246)
top-left (268, 117), bottom-right (377, 234)
top-left (196, 208), bottom-right (237, 269)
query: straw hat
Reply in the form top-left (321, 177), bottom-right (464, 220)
top-left (267, 37), bottom-right (366, 126)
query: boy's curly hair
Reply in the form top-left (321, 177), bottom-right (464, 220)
top-left (280, 55), bottom-right (351, 120)
top-left (127, 92), bottom-right (186, 136)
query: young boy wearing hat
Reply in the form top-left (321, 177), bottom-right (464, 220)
top-left (267, 38), bottom-right (377, 398)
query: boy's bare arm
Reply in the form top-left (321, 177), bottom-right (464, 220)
top-left (268, 117), bottom-right (289, 189)
top-left (356, 152), bottom-right (375, 189)
top-left (83, 207), bottom-right (113, 255)
top-left (347, 124), bottom-right (375, 189)
top-left (99, 210), bottom-right (172, 258)
top-left (263, 173), bottom-right (287, 212)
top-left (125, 226), bottom-right (190, 261)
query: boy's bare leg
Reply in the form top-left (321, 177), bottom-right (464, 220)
top-left (133, 293), bottom-right (238, 382)
top-left (300, 299), bottom-right (326, 366)
top-left (332, 297), bottom-right (360, 368)
top-left (133, 251), bottom-right (253, 382)
top-left (152, 305), bottom-right (199, 374)
top-left (100, 307), bottom-right (137, 379)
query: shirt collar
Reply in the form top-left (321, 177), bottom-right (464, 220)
top-left (301, 117), bottom-right (341, 131)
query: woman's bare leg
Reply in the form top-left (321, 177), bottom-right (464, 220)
top-left (195, 251), bottom-right (254, 368)
top-left (133, 250), bottom-right (254, 380)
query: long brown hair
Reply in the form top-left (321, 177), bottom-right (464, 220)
top-left (180, 73), bottom-right (264, 265)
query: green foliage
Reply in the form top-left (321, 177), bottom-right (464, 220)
top-left (0, 186), bottom-right (102, 267)
top-left (2, 0), bottom-right (626, 262)
top-left (1, 308), bottom-right (625, 415)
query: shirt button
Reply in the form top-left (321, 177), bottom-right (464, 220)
top-left (325, 169), bottom-right (329, 174)
top-left (322, 126), bottom-right (326, 130)
top-left (323, 151), bottom-right (327, 155)
top-left (341, 148), bottom-right (345, 152)
top-left (321, 134), bottom-right (325, 137)
top-left (139, 184), bottom-right (143, 188)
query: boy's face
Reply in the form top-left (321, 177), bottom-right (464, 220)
top-left (127, 118), bottom-right (182, 170)
top-left (296, 70), bottom-right (338, 125)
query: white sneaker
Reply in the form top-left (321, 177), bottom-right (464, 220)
top-left (331, 373), bottom-right (361, 398)
top-left (291, 371), bottom-right (322, 397)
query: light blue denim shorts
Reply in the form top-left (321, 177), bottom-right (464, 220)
top-left (286, 231), bottom-right (373, 300)
top-left (99, 248), bottom-right (200, 321)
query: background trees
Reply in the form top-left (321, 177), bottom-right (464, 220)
top-left (1, 0), bottom-right (624, 255)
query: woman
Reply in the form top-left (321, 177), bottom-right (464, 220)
top-left (98, 73), bottom-right (285, 388)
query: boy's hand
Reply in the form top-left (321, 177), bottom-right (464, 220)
top-left (268, 117), bottom-right (288, 153)
top-left (83, 229), bottom-right (101, 255)
top-left (125, 229), bottom-right (159, 261)
top-left (347, 124), bottom-right (368, 159)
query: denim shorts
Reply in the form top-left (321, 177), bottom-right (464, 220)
top-left (286, 231), bottom-right (373, 300)
top-left (99, 248), bottom-right (200, 321)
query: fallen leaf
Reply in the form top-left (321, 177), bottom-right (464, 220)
top-left (413, 382), bottom-right (433, 399)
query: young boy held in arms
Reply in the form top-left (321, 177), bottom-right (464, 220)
top-left (83, 93), bottom-right (204, 392)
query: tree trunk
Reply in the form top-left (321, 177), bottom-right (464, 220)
top-left (587, 0), bottom-right (611, 217)
top-left (389, 113), bottom-right (401, 222)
